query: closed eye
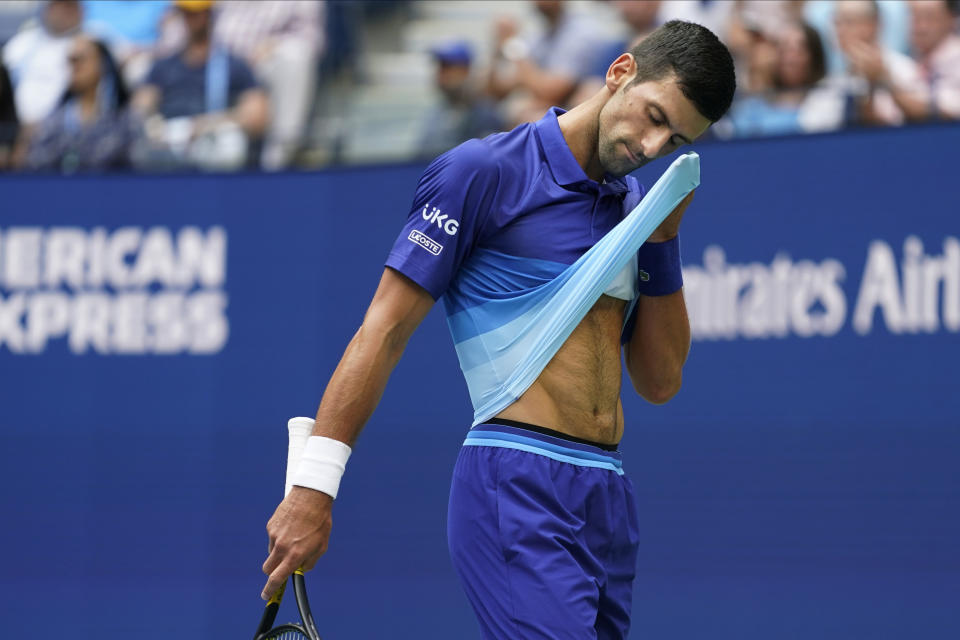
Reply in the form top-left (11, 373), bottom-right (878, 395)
top-left (649, 103), bottom-right (693, 147)
top-left (649, 112), bottom-right (683, 147)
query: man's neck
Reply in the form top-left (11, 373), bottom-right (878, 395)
top-left (557, 93), bottom-right (605, 182)
top-left (184, 38), bottom-right (211, 66)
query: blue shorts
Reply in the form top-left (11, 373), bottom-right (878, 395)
top-left (447, 421), bottom-right (640, 640)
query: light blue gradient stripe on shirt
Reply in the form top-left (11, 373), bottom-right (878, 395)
top-left (463, 433), bottom-right (624, 475)
top-left (444, 249), bottom-right (567, 319)
top-left (453, 153), bottom-right (700, 426)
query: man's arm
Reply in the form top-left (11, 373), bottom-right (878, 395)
top-left (623, 290), bottom-right (690, 404)
top-left (485, 43), bottom-right (577, 104)
top-left (191, 88), bottom-right (270, 139)
top-left (227, 87), bottom-right (270, 137)
top-left (131, 84), bottom-right (161, 117)
top-left (848, 41), bottom-right (930, 123)
top-left (513, 59), bottom-right (579, 106)
top-left (623, 192), bottom-right (694, 404)
top-left (260, 267), bottom-right (434, 599)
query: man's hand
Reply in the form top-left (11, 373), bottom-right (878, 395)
top-left (261, 486), bottom-right (333, 600)
top-left (493, 15), bottom-right (519, 48)
top-left (257, 269), bottom-right (435, 600)
top-left (648, 190), bottom-right (694, 243)
top-left (848, 40), bottom-right (889, 87)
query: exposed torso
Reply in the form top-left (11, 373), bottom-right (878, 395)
top-left (497, 294), bottom-right (627, 445)
top-left (387, 119), bottom-right (644, 441)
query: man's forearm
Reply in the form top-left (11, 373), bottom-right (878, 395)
top-left (308, 268), bottom-right (434, 446)
top-left (624, 290), bottom-right (691, 404)
top-left (516, 60), bottom-right (577, 105)
top-left (311, 322), bottom-right (408, 447)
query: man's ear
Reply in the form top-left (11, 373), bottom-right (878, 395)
top-left (605, 53), bottom-right (637, 93)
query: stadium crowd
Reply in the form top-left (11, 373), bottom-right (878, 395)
top-left (0, 0), bottom-right (957, 174)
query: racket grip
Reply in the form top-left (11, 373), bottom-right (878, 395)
top-left (285, 417), bottom-right (315, 497)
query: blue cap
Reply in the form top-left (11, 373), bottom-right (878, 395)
top-left (430, 41), bottom-right (472, 66)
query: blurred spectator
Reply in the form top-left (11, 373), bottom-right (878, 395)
top-left (805, 0), bottom-right (911, 74)
top-left (131, 0), bottom-right (268, 171)
top-left (658, 0), bottom-right (734, 43)
top-left (82, 0), bottom-right (172, 86)
top-left (24, 35), bottom-right (139, 172)
top-left (738, 21), bottom-right (780, 95)
top-left (592, 0), bottom-right (661, 77)
top-left (568, 0), bottom-right (662, 108)
top-left (0, 62), bottom-right (19, 170)
top-left (723, 21), bottom-right (844, 137)
top-left (909, 0), bottom-right (960, 120)
top-left (831, 0), bottom-right (928, 126)
top-left (417, 41), bottom-right (504, 159)
top-left (2, 0), bottom-right (83, 126)
top-left (486, 0), bottom-right (605, 125)
top-left (726, 0), bottom-right (804, 91)
top-left (214, 0), bottom-right (324, 169)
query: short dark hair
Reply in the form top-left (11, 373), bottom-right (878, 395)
top-left (627, 20), bottom-right (736, 122)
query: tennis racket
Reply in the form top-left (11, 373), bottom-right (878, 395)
top-left (253, 417), bottom-right (323, 640)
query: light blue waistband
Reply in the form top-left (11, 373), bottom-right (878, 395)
top-left (463, 429), bottom-right (624, 475)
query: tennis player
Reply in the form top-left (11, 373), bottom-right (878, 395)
top-left (262, 20), bottom-right (735, 639)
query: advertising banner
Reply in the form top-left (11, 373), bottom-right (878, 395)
top-left (1, 124), bottom-right (958, 638)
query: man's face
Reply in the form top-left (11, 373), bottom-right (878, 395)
top-left (533, 0), bottom-right (563, 21)
top-left (181, 8), bottom-right (212, 41)
top-left (910, 0), bottom-right (955, 58)
top-left (614, 0), bottom-right (661, 34)
top-left (834, 1), bottom-right (878, 53)
top-left (597, 73), bottom-right (711, 177)
top-left (435, 61), bottom-right (470, 99)
top-left (45, 0), bottom-right (81, 36)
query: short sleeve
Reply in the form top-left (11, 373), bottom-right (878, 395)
top-left (143, 55), bottom-right (168, 88)
top-left (228, 55), bottom-right (258, 98)
top-left (385, 140), bottom-right (501, 300)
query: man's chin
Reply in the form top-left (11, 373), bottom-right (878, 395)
top-left (605, 159), bottom-right (647, 178)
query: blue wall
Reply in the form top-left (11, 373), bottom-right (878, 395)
top-left (1, 124), bottom-right (958, 638)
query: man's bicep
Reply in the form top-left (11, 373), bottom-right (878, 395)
top-left (362, 268), bottom-right (436, 345)
top-left (385, 140), bottom-right (501, 299)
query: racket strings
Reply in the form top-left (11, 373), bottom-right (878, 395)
top-left (259, 625), bottom-right (311, 640)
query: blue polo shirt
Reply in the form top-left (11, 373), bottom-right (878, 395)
top-left (386, 107), bottom-right (655, 423)
top-left (387, 107), bottom-right (643, 302)
top-left (144, 49), bottom-right (259, 119)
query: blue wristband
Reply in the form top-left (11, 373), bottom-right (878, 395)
top-left (635, 235), bottom-right (683, 297)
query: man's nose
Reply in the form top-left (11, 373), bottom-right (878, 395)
top-left (640, 130), bottom-right (673, 159)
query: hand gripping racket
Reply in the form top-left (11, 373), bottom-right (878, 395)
top-left (253, 417), bottom-right (323, 640)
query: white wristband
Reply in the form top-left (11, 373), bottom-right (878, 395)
top-left (291, 435), bottom-right (352, 499)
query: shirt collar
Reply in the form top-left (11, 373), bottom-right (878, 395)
top-left (533, 107), bottom-right (630, 196)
